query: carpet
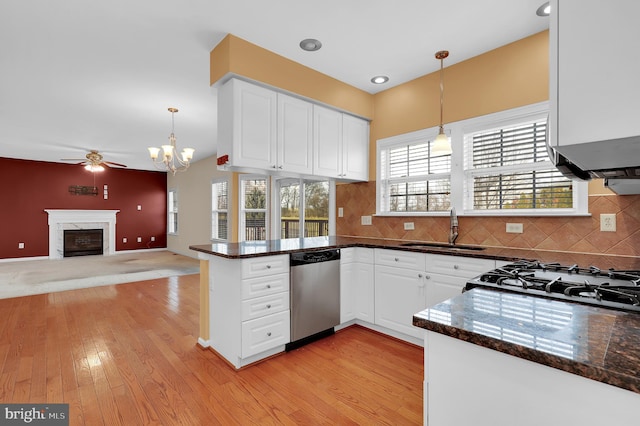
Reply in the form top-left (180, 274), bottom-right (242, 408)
top-left (0, 250), bottom-right (200, 299)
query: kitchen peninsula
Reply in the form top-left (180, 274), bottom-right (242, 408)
top-left (190, 236), bottom-right (640, 368)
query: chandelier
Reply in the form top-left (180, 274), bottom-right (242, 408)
top-left (148, 108), bottom-right (195, 174)
top-left (432, 50), bottom-right (452, 156)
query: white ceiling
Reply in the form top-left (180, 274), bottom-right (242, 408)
top-left (0, 0), bottom-right (549, 171)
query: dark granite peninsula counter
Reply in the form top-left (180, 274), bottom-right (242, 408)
top-left (413, 289), bottom-right (640, 425)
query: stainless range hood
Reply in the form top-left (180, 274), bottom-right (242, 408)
top-left (546, 136), bottom-right (640, 195)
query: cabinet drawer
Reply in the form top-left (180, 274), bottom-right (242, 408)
top-left (241, 310), bottom-right (290, 358)
top-left (375, 249), bottom-right (426, 270)
top-left (341, 247), bottom-right (374, 264)
top-left (241, 255), bottom-right (289, 279)
top-left (427, 254), bottom-right (495, 278)
top-left (241, 292), bottom-right (289, 321)
top-left (241, 273), bottom-right (289, 300)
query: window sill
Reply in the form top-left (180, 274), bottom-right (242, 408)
top-left (375, 210), bottom-right (592, 218)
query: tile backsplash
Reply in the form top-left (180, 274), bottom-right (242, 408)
top-left (336, 181), bottom-right (640, 256)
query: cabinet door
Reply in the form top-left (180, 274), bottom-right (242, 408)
top-left (354, 262), bottom-right (375, 322)
top-left (424, 273), bottom-right (465, 308)
top-left (342, 114), bottom-right (369, 181)
top-left (277, 94), bottom-right (313, 174)
top-left (340, 262), bottom-right (357, 323)
top-left (219, 79), bottom-right (277, 170)
top-left (313, 105), bottom-right (342, 178)
top-left (375, 265), bottom-right (426, 339)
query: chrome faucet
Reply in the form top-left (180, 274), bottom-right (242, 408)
top-left (448, 207), bottom-right (459, 245)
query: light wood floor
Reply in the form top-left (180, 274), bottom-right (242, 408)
top-left (0, 274), bottom-right (423, 425)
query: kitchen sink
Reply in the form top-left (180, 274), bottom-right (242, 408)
top-left (400, 242), bottom-right (485, 251)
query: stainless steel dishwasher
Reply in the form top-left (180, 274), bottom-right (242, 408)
top-left (286, 249), bottom-right (341, 350)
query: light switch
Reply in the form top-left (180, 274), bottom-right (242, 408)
top-left (137, 205), bottom-right (142, 211)
top-left (338, 207), bottom-right (344, 218)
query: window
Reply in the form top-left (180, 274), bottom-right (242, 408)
top-left (378, 129), bottom-right (451, 214)
top-left (240, 176), bottom-right (268, 241)
top-left (168, 189), bottom-right (178, 234)
top-left (277, 178), bottom-right (331, 239)
top-left (377, 102), bottom-right (588, 216)
top-left (211, 179), bottom-right (229, 241)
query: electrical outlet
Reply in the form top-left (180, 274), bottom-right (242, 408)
top-left (123, 238), bottom-right (127, 243)
top-left (338, 207), bottom-right (344, 218)
top-left (137, 237), bottom-right (142, 243)
top-left (600, 214), bottom-right (616, 232)
top-left (151, 236), bottom-right (155, 242)
top-left (137, 205), bottom-right (142, 211)
top-left (506, 223), bottom-right (523, 233)
top-left (361, 215), bottom-right (372, 226)
top-left (404, 222), bottom-right (415, 230)
top-left (18, 242), bottom-right (25, 249)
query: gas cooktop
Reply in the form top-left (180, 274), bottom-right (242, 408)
top-left (465, 260), bottom-right (640, 313)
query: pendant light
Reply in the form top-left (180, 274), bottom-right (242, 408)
top-left (432, 50), bottom-right (452, 156)
top-left (148, 108), bottom-right (195, 174)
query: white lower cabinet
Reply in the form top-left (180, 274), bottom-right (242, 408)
top-left (208, 254), bottom-right (290, 369)
top-left (425, 254), bottom-right (497, 307)
top-left (340, 248), bottom-right (374, 323)
top-left (375, 265), bottom-right (427, 339)
top-left (372, 249), bottom-right (497, 343)
top-left (374, 249), bottom-right (427, 340)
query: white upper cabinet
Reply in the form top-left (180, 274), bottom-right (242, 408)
top-left (218, 78), bottom-right (277, 171)
top-left (313, 105), bottom-right (343, 177)
top-left (313, 105), bottom-right (369, 181)
top-left (341, 114), bottom-right (369, 181)
top-left (218, 78), bottom-right (368, 181)
top-left (549, 0), bottom-right (640, 159)
top-left (277, 93), bottom-right (313, 174)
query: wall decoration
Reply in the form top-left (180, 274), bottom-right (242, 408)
top-left (68, 185), bottom-right (98, 196)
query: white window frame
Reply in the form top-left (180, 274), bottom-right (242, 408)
top-left (168, 188), bottom-right (178, 235)
top-left (211, 178), bottom-right (229, 241)
top-left (271, 177), bottom-right (335, 240)
top-left (239, 174), bottom-right (270, 242)
top-left (377, 102), bottom-right (588, 217)
top-left (376, 127), bottom-right (452, 216)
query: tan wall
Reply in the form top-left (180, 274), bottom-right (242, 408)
top-left (166, 155), bottom-right (234, 256)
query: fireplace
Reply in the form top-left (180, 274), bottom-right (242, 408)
top-left (64, 229), bottom-right (104, 257)
top-left (45, 209), bottom-right (119, 259)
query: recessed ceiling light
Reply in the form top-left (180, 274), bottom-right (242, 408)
top-left (299, 39), bottom-right (322, 52)
top-left (371, 75), bottom-right (389, 84)
top-left (536, 2), bottom-right (550, 16)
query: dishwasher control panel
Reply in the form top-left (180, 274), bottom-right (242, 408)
top-left (290, 249), bottom-right (340, 266)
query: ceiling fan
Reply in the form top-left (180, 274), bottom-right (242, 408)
top-left (61, 150), bottom-right (127, 172)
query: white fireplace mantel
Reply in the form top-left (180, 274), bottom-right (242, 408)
top-left (45, 209), bottom-right (120, 259)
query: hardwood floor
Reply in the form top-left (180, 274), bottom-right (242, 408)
top-left (0, 274), bottom-right (423, 425)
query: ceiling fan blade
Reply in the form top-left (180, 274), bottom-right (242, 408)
top-left (103, 161), bottom-right (127, 168)
top-left (60, 158), bottom-right (88, 162)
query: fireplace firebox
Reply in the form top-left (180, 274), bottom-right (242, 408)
top-left (63, 229), bottom-right (104, 257)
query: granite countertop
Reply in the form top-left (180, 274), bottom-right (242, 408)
top-left (190, 236), bottom-right (640, 269)
top-left (413, 288), bottom-right (640, 394)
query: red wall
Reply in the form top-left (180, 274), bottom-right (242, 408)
top-left (0, 157), bottom-right (167, 259)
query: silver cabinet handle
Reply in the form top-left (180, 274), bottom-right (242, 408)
top-left (454, 265), bottom-right (459, 270)
top-left (425, 275), bottom-right (431, 280)
top-left (266, 265), bottom-right (271, 269)
top-left (266, 284), bottom-right (271, 289)
top-left (266, 304), bottom-right (271, 309)
top-left (394, 257), bottom-right (399, 262)
top-left (278, 165), bottom-right (283, 169)
top-left (267, 332), bottom-right (272, 337)
top-left (418, 273), bottom-right (423, 278)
